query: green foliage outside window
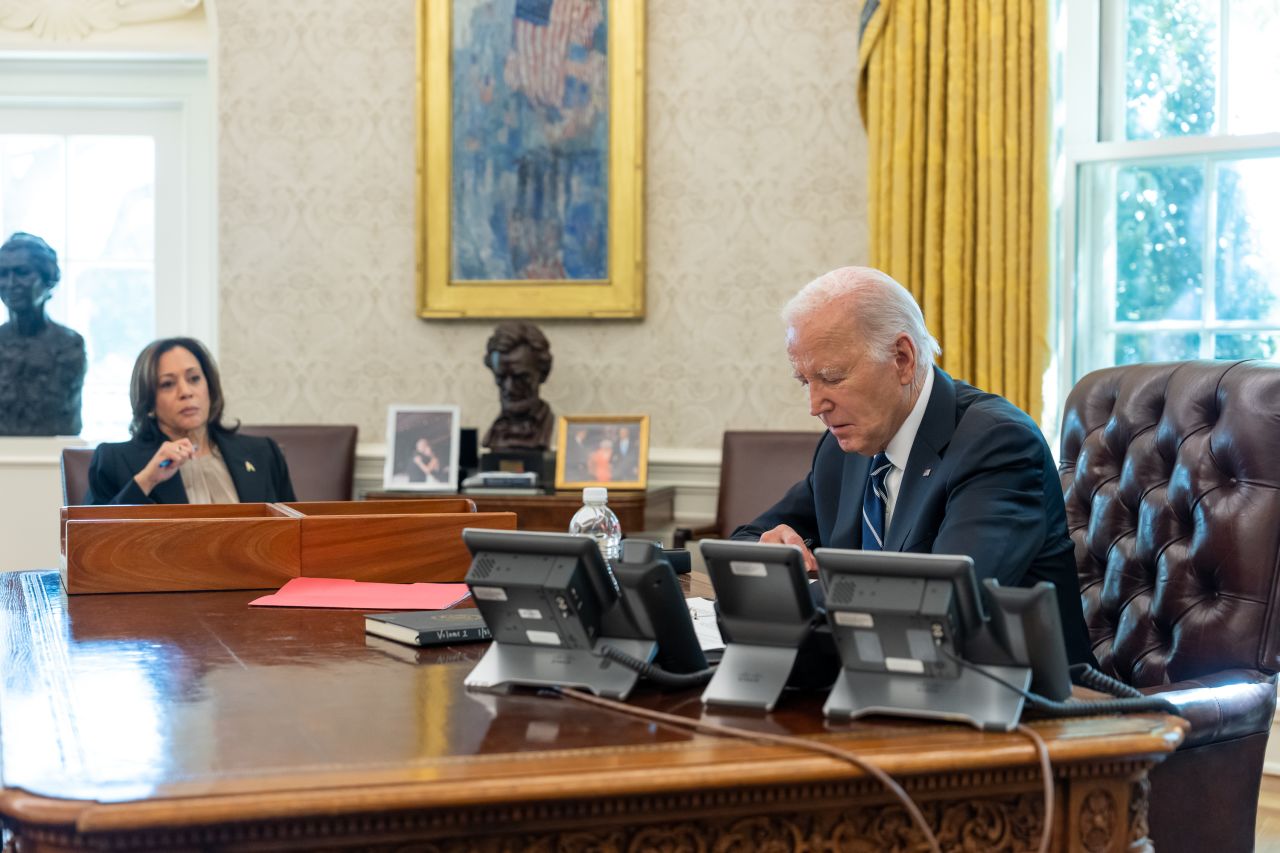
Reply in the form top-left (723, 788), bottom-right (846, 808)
top-left (1116, 0), bottom-right (1277, 363)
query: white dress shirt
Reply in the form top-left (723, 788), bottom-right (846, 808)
top-left (880, 367), bottom-right (934, 533)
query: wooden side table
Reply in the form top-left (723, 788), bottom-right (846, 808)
top-left (364, 486), bottom-right (675, 536)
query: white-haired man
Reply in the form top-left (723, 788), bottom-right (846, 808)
top-left (733, 266), bottom-right (1093, 665)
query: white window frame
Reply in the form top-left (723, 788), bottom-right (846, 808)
top-left (1058, 0), bottom-right (1280, 397)
top-left (0, 56), bottom-right (217, 354)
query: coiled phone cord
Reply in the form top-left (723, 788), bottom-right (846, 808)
top-left (596, 642), bottom-right (717, 689)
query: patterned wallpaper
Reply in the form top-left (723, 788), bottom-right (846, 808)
top-left (217, 0), bottom-right (868, 450)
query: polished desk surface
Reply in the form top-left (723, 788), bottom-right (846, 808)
top-left (0, 570), bottom-right (1185, 851)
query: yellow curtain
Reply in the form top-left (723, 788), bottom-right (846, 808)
top-left (858, 0), bottom-right (1049, 416)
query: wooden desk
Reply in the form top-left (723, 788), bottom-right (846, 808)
top-left (365, 486), bottom-right (675, 535)
top-left (0, 570), bottom-right (1184, 852)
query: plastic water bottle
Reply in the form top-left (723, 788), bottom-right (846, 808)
top-left (568, 486), bottom-right (622, 563)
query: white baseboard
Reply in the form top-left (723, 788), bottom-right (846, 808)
top-left (0, 436), bottom-right (89, 570)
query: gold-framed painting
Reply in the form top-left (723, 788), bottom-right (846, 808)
top-left (555, 414), bottom-right (649, 490)
top-left (417, 0), bottom-right (645, 319)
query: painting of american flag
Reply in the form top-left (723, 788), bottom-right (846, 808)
top-left (451, 0), bottom-right (609, 282)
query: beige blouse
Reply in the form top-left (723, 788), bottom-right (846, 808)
top-left (180, 444), bottom-right (240, 504)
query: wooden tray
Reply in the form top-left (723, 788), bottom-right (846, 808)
top-left (60, 499), bottom-right (515, 594)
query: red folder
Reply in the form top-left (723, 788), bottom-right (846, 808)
top-left (249, 577), bottom-right (471, 610)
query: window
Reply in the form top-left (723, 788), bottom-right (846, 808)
top-left (1062, 0), bottom-right (1280, 383)
top-left (0, 59), bottom-right (215, 441)
top-left (3, 123), bottom-right (160, 440)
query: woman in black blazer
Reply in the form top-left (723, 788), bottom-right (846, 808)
top-left (86, 337), bottom-right (296, 505)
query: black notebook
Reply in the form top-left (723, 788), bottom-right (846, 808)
top-left (364, 610), bottom-right (492, 647)
top-left (364, 634), bottom-right (481, 665)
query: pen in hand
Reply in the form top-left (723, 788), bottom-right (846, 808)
top-left (158, 443), bottom-right (199, 468)
top-left (800, 538), bottom-right (818, 576)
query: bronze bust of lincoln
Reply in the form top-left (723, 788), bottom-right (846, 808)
top-left (482, 321), bottom-right (554, 451)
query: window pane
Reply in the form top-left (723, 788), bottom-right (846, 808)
top-left (0, 136), bottom-right (66, 247)
top-left (1116, 331), bottom-right (1201, 363)
top-left (67, 136), bottom-right (154, 261)
top-left (1226, 1), bottom-right (1280, 135)
top-left (1, 132), bottom-right (155, 441)
top-left (72, 265), bottom-right (153, 441)
top-left (1115, 162), bottom-right (1206, 321)
top-left (1125, 0), bottom-right (1220, 140)
top-left (1214, 333), bottom-right (1280, 361)
top-left (1215, 158), bottom-right (1280, 323)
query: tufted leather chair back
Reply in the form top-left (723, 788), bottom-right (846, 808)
top-left (1060, 360), bottom-right (1280, 687)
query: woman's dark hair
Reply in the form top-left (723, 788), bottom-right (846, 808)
top-left (129, 337), bottom-right (235, 439)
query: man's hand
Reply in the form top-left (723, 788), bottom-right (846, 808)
top-left (759, 524), bottom-right (817, 573)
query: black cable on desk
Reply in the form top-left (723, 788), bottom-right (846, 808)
top-left (596, 643), bottom-right (717, 689)
top-left (937, 647), bottom-right (1183, 718)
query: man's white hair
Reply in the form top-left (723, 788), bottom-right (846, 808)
top-left (781, 266), bottom-right (941, 382)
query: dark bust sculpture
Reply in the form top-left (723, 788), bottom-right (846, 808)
top-left (0, 232), bottom-right (86, 436)
top-left (482, 321), bottom-right (554, 451)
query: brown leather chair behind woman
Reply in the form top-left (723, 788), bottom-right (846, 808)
top-left (1060, 360), bottom-right (1280, 853)
top-left (238, 424), bottom-right (358, 502)
top-left (61, 446), bottom-right (94, 505)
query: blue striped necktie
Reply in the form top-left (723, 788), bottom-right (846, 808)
top-left (860, 452), bottom-right (892, 551)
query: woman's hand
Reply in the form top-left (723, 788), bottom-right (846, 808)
top-left (134, 439), bottom-right (199, 495)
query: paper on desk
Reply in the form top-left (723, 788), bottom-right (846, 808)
top-left (249, 577), bottom-right (471, 610)
top-left (685, 596), bottom-right (725, 652)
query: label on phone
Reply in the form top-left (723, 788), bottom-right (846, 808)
top-left (518, 608), bottom-right (543, 620)
top-left (834, 611), bottom-right (875, 628)
top-left (885, 656), bottom-right (925, 674)
top-left (729, 560), bottom-right (768, 578)
top-left (526, 630), bottom-right (561, 646)
top-left (472, 586), bottom-right (507, 601)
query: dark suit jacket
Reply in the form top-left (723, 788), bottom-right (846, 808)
top-left (85, 429), bottom-right (297, 505)
top-left (734, 366), bottom-right (1093, 665)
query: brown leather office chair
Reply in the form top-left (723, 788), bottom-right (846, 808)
top-left (239, 424), bottom-right (358, 502)
top-left (61, 446), bottom-right (95, 505)
top-left (1060, 360), bottom-right (1280, 853)
top-left (673, 430), bottom-right (821, 547)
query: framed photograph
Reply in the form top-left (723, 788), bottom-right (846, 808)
top-left (416, 0), bottom-right (645, 319)
top-left (383, 405), bottom-right (462, 492)
top-left (555, 414), bottom-right (649, 490)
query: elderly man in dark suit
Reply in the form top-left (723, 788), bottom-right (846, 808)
top-left (734, 266), bottom-right (1093, 665)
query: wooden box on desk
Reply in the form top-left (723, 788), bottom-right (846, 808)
top-left (59, 499), bottom-right (516, 594)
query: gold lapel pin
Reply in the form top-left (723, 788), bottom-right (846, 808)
top-left (245, 461), bottom-right (256, 473)
top-left (922, 467), bottom-right (932, 477)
